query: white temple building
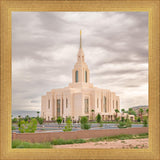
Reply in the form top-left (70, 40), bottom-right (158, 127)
top-left (41, 31), bottom-right (120, 121)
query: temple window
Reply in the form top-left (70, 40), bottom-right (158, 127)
top-left (97, 98), bottom-right (99, 108)
top-left (113, 100), bottom-right (114, 109)
top-left (62, 98), bottom-right (64, 114)
top-left (85, 71), bottom-right (87, 83)
top-left (116, 100), bottom-right (118, 109)
top-left (57, 99), bottom-right (60, 117)
top-left (84, 98), bottom-right (89, 114)
top-left (75, 70), bottom-right (78, 82)
top-left (104, 96), bottom-right (106, 112)
top-left (66, 98), bottom-right (68, 108)
top-left (48, 99), bottom-right (50, 109)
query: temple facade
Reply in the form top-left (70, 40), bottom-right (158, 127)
top-left (41, 31), bottom-right (120, 121)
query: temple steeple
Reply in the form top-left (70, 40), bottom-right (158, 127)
top-left (80, 30), bottom-right (82, 48)
top-left (77, 30), bottom-right (84, 63)
top-left (69, 30), bottom-right (91, 86)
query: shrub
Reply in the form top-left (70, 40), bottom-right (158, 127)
top-left (80, 116), bottom-right (91, 130)
top-left (137, 117), bottom-right (141, 122)
top-left (81, 123), bottom-right (91, 130)
top-left (18, 118), bottom-right (37, 133)
top-left (96, 113), bottom-right (101, 123)
top-left (12, 126), bottom-right (16, 130)
top-left (51, 139), bottom-right (86, 145)
top-left (24, 115), bottom-right (30, 122)
top-left (118, 121), bottom-right (128, 128)
top-left (25, 119), bottom-right (37, 133)
top-left (12, 118), bottom-right (18, 123)
top-left (118, 119), bottom-right (132, 128)
top-left (18, 118), bottom-right (23, 127)
top-left (63, 117), bottom-right (73, 132)
top-left (99, 122), bottom-right (103, 127)
top-left (126, 119), bottom-right (132, 127)
top-left (143, 117), bottom-right (148, 127)
top-left (121, 117), bottom-right (125, 122)
top-left (115, 117), bottom-right (120, 122)
top-left (56, 117), bottom-right (62, 127)
top-left (37, 117), bottom-right (44, 125)
top-left (19, 120), bottom-right (26, 133)
top-left (80, 116), bottom-right (88, 124)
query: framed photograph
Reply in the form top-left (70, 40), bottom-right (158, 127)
top-left (0, 0), bottom-right (160, 160)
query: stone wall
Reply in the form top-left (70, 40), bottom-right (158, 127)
top-left (12, 127), bottom-right (148, 143)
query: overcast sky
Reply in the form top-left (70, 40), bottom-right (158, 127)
top-left (12, 12), bottom-right (148, 113)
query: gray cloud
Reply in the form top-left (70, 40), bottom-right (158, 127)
top-left (12, 12), bottom-right (148, 112)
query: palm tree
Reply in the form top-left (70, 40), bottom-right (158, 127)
top-left (37, 111), bottom-right (40, 117)
top-left (115, 109), bottom-right (119, 119)
top-left (121, 109), bottom-right (125, 115)
top-left (146, 108), bottom-right (149, 115)
top-left (128, 108), bottom-right (133, 114)
top-left (139, 108), bottom-right (144, 121)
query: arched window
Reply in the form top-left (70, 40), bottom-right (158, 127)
top-left (75, 70), bottom-right (78, 82)
top-left (85, 71), bottom-right (87, 83)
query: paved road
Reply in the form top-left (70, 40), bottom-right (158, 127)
top-left (12, 123), bottom-right (144, 133)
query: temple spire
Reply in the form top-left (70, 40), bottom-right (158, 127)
top-left (80, 30), bottom-right (82, 48)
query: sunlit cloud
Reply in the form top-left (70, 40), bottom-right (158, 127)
top-left (12, 12), bottom-right (148, 112)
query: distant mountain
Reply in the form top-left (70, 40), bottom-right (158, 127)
top-left (131, 105), bottom-right (148, 109)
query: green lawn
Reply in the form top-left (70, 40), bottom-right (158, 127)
top-left (12, 140), bottom-right (52, 148)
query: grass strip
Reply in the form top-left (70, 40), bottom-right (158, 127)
top-left (51, 139), bottom-right (86, 145)
top-left (51, 133), bottom-right (148, 145)
top-left (12, 140), bottom-right (52, 148)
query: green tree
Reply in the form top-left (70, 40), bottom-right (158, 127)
top-left (143, 117), bottom-right (148, 127)
top-left (96, 113), bottom-right (101, 123)
top-left (146, 108), bottom-right (149, 118)
top-left (137, 117), bottom-right (141, 122)
top-left (18, 120), bottom-right (26, 133)
top-left (56, 117), bottom-right (62, 127)
top-left (128, 108), bottom-right (133, 114)
top-left (24, 115), bottom-right (30, 122)
top-left (121, 109), bottom-right (125, 115)
top-left (18, 119), bottom-right (37, 133)
top-left (63, 117), bottom-right (73, 132)
top-left (12, 118), bottom-right (18, 123)
top-left (37, 117), bottom-right (44, 125)
top-left (26, 119), bottom-right (37, 133)
top-left (115, 109), bottom-right (119, 119)
top-left (80, 116), bottom-right (91, 130)
top-left (139, 108), bottom-right (144, 121)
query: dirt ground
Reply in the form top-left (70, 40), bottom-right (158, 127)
top-left (53, 138), bottom-right (148, 149)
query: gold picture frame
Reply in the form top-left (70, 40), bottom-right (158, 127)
top-left (0, 0), bottom-right (159, 159)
